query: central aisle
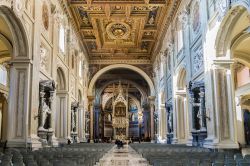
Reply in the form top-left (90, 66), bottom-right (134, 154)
top-left (95, 144), bottom-right (151, 166)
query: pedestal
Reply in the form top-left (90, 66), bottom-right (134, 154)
top-left (71, 132), bottom-right (78, 143)
top-left (167, 133), bottom-right (173, 144)
top-left (38, 128), bottom-right (54, 147)
top-left (38, 129), bottom-right (48, 146)
top-left (191, 130), bottom-right (207, 147)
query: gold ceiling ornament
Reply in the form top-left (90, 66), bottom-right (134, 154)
top-left (69, 0), bottom-right (181, 61)
top-left (106, 22), bottom-right (131, 40)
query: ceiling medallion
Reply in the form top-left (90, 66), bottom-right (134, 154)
top-left (106, 22), bottom-right (131, 40)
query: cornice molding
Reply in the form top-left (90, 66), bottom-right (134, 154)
top-left (59, 0), bottom-right (89, 62)
top-left (151, 0), bottom-right (181, 63)
top-left (89, 59), bottom-right (152, 65)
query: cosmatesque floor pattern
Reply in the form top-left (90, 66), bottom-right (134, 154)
top-left (95, 145), bottom-right (151, 166)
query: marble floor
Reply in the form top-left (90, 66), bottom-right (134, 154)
top-left (95, 144), bottom-right (151, 166)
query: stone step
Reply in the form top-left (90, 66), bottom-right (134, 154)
top-left (95, 145), bottom-right (151, 166)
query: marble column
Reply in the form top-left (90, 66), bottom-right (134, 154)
top-left (78, 104), bottom-right (84, 142)
top-left (142, 104), bottom-right (150, 138)
top-left (82, 108), bottom-right (87, 142)
top-left (172, 96), bottom-right (178, 144)
top-left (148, 96), bottom-right (156, 142)
top-left (160, 103), bottom-right (166, 142)
top-left (204, 60), bottom-right (238, 149)
top-left (175, 94), bottom-right (186, 143)
top-left (88, 96), bottom-right (94, 143)
top-left (94, 104), bottom-right (101, 139)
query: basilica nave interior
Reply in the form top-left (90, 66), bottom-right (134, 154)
top-left (1, 0), bottom-right (250, 165)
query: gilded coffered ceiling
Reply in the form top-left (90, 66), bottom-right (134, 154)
top-left (68, 0), bottom-right (180, 63)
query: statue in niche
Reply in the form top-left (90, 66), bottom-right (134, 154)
top-left (244, 109), bottom-right (250, 145)
top-left (38, 80), bottom-right (55, 145)
top-left (38, 80), bottom-right (55, 130)
top-left (108, 114), bottom-right (112, 121)
top-left (41, 97), bottom-right (51, 129)
top-left (85, 119), bottom-right (90, 134)
top-left (71, 102), bottom-right (79, 133)
top-left (71, 102), bottom-right (79, 143)
top-left (168, 111), bottom-right (173, 133)
top-left (72, 110), bottom-right (76, 132)
top-left (131, 113), bottom-right (135, 121)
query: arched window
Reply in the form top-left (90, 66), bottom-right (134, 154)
top-left (0, 65), bottom-right (7, 86)
top-left (57, 68), bottom-right (66, 90)
top-left (59, 25), bottom-right (65, 53)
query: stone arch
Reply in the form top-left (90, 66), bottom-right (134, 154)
top-left (88, 64), bottom-right (155, 96)
top-left (231, 29), bottom-right (250, 67)
top-left (0, 6), bottom-right (29, 58)
top-left (175, 67), bottom-right (189, 144)
top-left (56, 67), bottom-right (66, 90)
top-left (55, 67), bottom-right (67, 140)
top-left (215, 5), bottom-right (249, 57)
top-left (229, 19), bottom-right (250, 146)
top-left (0, 6), bottom-right (30, 147)
top-left (0, 33), bottom-right (12, 56)
top-left (177, 67), bottom-right (187, 90)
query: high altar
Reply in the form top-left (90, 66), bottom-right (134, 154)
top-left (112, 82), bottom-right (129, 140)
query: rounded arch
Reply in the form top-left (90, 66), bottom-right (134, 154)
top-left (0, 33), bottom-right (12, 56)
top-left (0, 6), bottom-right (29, 58)
top-left (231, 29), bottom-right (250, 67)
top-left (177, 67), bottom-right (187, 90)
top-left (56, 67), bottom-right (66, 90)
top-left (215, 5), bottom-right (249, 57)
top-left (0, 6), bottom-right (30, 145)
top-left (128, 95), bottom-right (141, 111)
top-left (88, 64), bottom-right (155, 96)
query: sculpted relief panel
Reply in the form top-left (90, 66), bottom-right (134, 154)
top-left (192, 44), bottom-right (204, 76)
top-left (40, 46), bottom-right (50, 74)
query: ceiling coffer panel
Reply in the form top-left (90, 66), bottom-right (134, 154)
top-left (69, 0), bottom-right (180, 61)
